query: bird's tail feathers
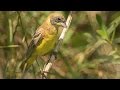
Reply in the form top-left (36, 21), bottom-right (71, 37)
top-left (20, 57), bottom-right (35, 72)
top-left (20, 59), bottom-right (28, 72)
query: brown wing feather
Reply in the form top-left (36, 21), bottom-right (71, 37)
top-left (23, 27), bottom-right (44, 61)
top-left (20, 27), bottom-right (45, 71)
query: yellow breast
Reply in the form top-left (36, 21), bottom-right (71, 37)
top-left (35, 33), bottom-right (57, 56)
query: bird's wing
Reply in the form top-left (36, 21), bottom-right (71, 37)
top-left (24, 27), bottom-right (44, 61)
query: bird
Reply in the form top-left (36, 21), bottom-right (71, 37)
top-left (20, 12), bottom-right (66, 72)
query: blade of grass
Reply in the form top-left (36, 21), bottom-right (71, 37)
top-left (107, 15), bottom-right (120, 36)
top-left (16, 11), bottom-right (29, 47)
top-left (9, 19), bottom-right (13, 44)
top-left (96, 14), bottom-right (109, 40)
top-left (111, 29), bottom-right (116, 43)
top-left (0, 45), bottom-right (20, 49)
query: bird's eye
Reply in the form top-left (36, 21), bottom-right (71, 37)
top-left (57, 18), bottom-right (61, 21)
top-left (56, 17), bottom-right (61, 22)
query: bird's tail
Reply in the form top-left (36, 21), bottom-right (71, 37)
top-left (20, 60), bottom-right (27, 72)
top-left (20, 56), bottom-right (36, 72)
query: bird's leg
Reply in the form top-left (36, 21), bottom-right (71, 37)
top-left (46, 50), bottom-right (57, 65)
top-left (52, 50), bottom-right (58, 60)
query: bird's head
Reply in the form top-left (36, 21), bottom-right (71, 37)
top-left (49, 13), bottom-right (67, 28)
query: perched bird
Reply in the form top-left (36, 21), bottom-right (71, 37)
top-left (20, 12), bottom-right (66, 71)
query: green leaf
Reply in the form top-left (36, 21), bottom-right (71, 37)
top-left (96, 14), bottom-right (103, 30)
top-left (97, 30), bottom-right (104, 36)
top-left (96, 14), bottom-right (107, 30)
top-left (96, 30), bottom-right (108, 39)
top-left (107, 15), bottom-right (120, 36)
top-left (96, 14), bottom-right (109, 40)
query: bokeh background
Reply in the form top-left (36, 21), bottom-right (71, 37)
top-left (0, 11), bottom-right (120, 79)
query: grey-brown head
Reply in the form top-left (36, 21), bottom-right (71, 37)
top-left (49, 13), bottom-right (67, 28)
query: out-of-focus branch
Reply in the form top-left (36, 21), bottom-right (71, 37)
top-left (16, 11), bottom-right (29, 47)
top-left (41, 11), bottom-right (73, 79)
top-left (74, 39), bottom-right (107, 64)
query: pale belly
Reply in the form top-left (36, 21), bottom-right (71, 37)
top-left (35, 35), bottom-right (57, 56)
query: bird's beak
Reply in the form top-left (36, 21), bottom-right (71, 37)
top-left (61, 22), bottom-right (67, 28)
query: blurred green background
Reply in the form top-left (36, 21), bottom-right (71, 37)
top-left (0, 11), bottom-right (120, 79)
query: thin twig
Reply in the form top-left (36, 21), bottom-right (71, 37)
top-left (41, 11), bottom-right (73, 79)
top-left (16, 11), bottom-right (29, 47)
top-left (13, 14), bottom-right (19, 40)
